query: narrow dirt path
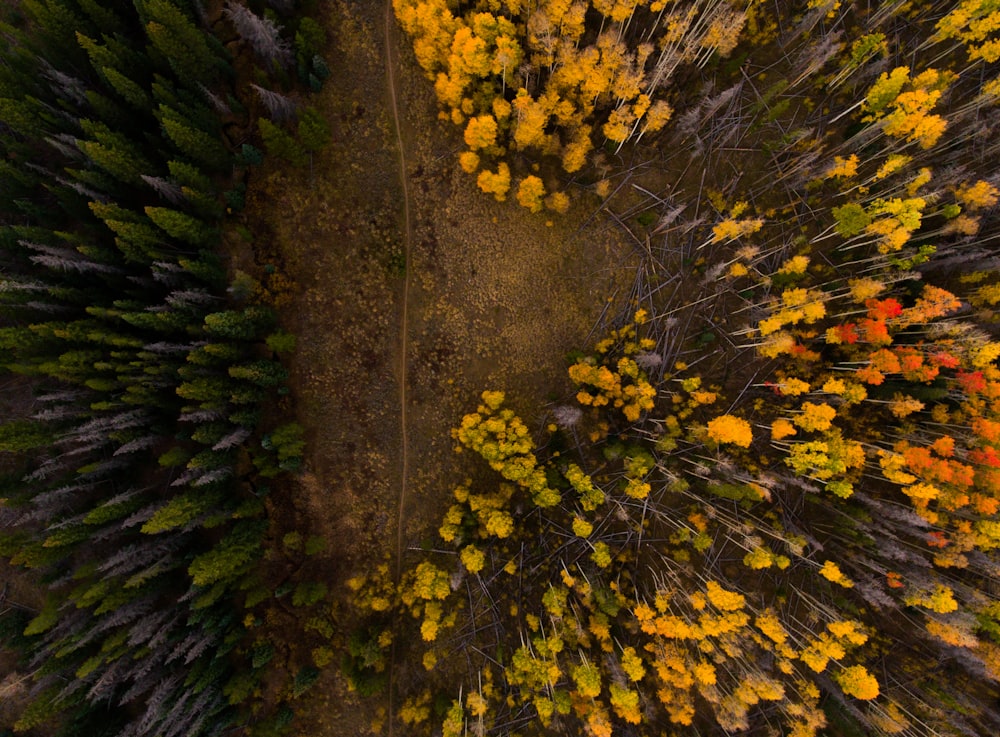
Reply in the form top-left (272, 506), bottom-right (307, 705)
top-left (384, 0), bottom-right (411, 587)
top-left (383, 2), bottom-right (411, 732)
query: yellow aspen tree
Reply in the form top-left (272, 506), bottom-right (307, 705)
top-left (586, 707), bottom-right (613, 737)
top-left (800, 631), bottom-right (847, 672)
top-left (623, 477), bottom-right (651, 499)
top-left (612, 61), bottom-right (645, 102)
top-left (712, 217), bottom-right (764, 243)
top-left (464, 114), bottom-right (498, 150)
top-left (466, 688), bottom-right (489, 718)
top-left (471, 12), bottom-right (523, 83)
top-left (404, 561), bottom-right (451, 605)
top-left (566, 464), bottom-right (604, 511)
top-left (641, 99), bottom-right (674, 135)
top-left (823, 154), bottom-right (859, 179)
top-left (401, 693), bottom-right (432, 725)
top-left (448, 25), bottom-right (492, 78)
top-left (458, 150), bottom-right (479, 173)
top-left (772, 418), bottom-right (797, 441)
top-left (650, 645), bottom-right (696, 724)
top-left (793, 402), bottom-right (837, 432)
top-left (925, 617), bottom-right (979, 648)
top-left (776, 257), bottom-right (809, 278)
top-left (705, 580), bottom-right (746, 611)
top-left (571, 516), bottom-right (593, 537)
top-left (592, 32), bottom-right (629, 97)
top-left (827, 620), bottom-right (869, 647)
top-left (865, 197), bottom-right (927, 252)
top-left (609, 683), bottom-right (642, 723)
top-left (882, 89), bottom-right (948, 149)
top-left (835, 665), bottom-right (880, 699)
top-left (862, 67), bottom-right (952, 149)
top-left (593, 0), bottom-right (633, 23)
top-left (591, 541), bottom-right (612, 568)
top-left (517, 175), bottom-right (546, 212)
top-left (434, 70), bottom-right (468, 116)
top-left (460, 544), bottom-right (486, 574)
top-left (889, 394), bottom-right (924, 418)
top-left (438, 501), bottom-right (465, 543)
top-left (493, 96), bottom-right (512, 121)
top-left (874, 154), bottom-right (911, 180)
top-left (759, 331), bottom-right (798, 359)
top-left (630, 96), bottom-right (652, 134)
top-left (848, 277), bottom-right (885, 302)
top-left (602, 105), bottom-right (635, 143)
top-left (512, 90), bottom-right (551, 150)
top-left (421, 601), bottom-right (443, 641)
top-left (569, 356), bottom-right (655, 421)
top-left (755, 610), bottom-right (790, 646)
top-left (692, 661), bottom-right (717, 686)
top-left (743, 545), bottom-right (790, 570)
top-left (956, 179), bottom-right (1000, 210)
top-left (476, 162), bottom-right (511, 201)
top-left (699, 9), bottom-right (748, 60)
top-left (777, 377), bottom-right (810, 396)
top-left (545, 191), bottom-right (571, 213)
top-left (821, 378), bottom-right (867, 405)
top-left (561, 124), bottom-right (593, 173)
top-left (904, 583), bottom-right (959, 613)
top-left (620, 646), bottom-right (646, 681)
top-left (561, 1), bottom-right (588, 43)
top-left (453, 392), bottom-right (560, 507)
top-left (547, 43), bottom-right (594, 95)
top-left (862, 66), bottom-right (911, 116)
top-left (742, 673), bottom-right (786, 702)
top-left (441, 700), bottom-right (465, 737)
top-left (571, 659), bottom-right (602, 698)
top-left (818, 560), bottom-right (854, 587)
top-left (707, 414), bottom-right (753, 447)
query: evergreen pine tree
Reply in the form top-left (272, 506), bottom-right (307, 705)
top-left (77, 120), bottom-right (152, 186)
top-left (161, 118), bottom-right (231, 171)
top-left (141, 0), bottom-right (229, 83)
top-left (298, 106), bottom-right (330, 152)
top-left (258, 117), bottom-right (305, 166)
top-left (145, 206), bottom-right (216, 247)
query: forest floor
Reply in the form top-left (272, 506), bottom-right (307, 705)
top-left (241, 0), bottom-right (639, 733)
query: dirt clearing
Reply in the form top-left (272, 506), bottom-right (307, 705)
top-left (242, 1), bottom-right (638, 732)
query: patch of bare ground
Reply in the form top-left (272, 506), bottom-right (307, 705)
top-left (241, 1), bottom-right (638, 733)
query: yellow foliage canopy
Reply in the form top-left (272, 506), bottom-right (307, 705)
top-left (835, 665), bottom-right (880, 700)
top-left (707, 414), bottom-right (753, 447)
top-left (818, 560), bottom-right (854, 588)
top-left (463, 114), bottom-right (498, 149)
top-left (476, 162), bottom-right (511, 201)
top-left (793, 402), bottom-right (837, 433)
top-left (516, 175), bottom-right (546, 212)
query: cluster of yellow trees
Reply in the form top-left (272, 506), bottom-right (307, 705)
top-left (349, 308), bottom-right (906, 735)
top-left (394, 0), bottom-right (753, 207)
